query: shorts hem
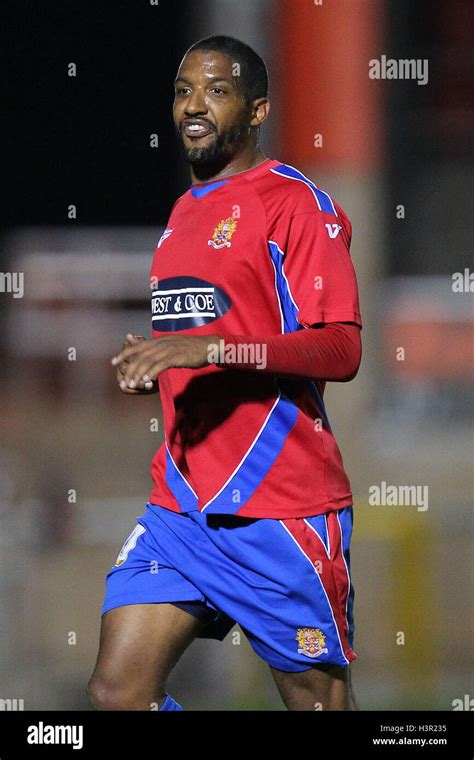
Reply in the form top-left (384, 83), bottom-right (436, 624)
top-left (247, 638), bottom-right (357, 672)
top-left (102, 592), bottom-right (206, 617)
top-left (252, 651), bottom-right (356, 672)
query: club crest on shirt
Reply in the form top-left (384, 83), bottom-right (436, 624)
top-left (208, 217), bottom-right (238, 249)
top-left (296, 627), bottom-right (328, 658)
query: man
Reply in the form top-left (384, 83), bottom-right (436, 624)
top-left (88, 35), bottom-right (362, 712)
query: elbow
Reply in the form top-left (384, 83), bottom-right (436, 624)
top-left (340, 358), bottom-right (361, 382)
top-left (338, 331), bottom-right (362, 382)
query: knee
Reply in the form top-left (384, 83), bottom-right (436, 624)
top-left (87, 674), bottom-right (159, 711)
top-left (87, 675), bottom-right (119, 711)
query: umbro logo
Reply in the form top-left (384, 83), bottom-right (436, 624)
top-left (157, 228), bottom-right (174, 248)
top-left (325, 223), bottom-right (342, 239)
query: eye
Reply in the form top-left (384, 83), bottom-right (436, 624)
top-left (175, 87), bottom-right (191, 95)
top-left (210, 87), bottom-right (226, 95)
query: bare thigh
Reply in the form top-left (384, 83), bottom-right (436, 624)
top-left (87, 603), bottom-right (205, 710)
top-left (270, 663), bottom-right (360, 711)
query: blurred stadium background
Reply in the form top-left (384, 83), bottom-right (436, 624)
top-left (1, 0), bottom-right (472, 710)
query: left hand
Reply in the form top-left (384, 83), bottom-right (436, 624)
top-left (111, 334), bottom-right (220, 390)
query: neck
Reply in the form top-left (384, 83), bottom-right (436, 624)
top-left (190, 145), bottom-right (267, 183)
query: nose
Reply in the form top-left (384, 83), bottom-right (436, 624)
top-left (183, 88), bottom-right (208, 116)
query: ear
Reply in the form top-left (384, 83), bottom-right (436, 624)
top-left (250, 98), bottom-right (270, 128)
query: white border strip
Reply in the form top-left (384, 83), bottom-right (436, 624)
top-left (165, 441), bottom-right (198, 499)
top-left (270, 164), bottom-right (338, 216)
top-left (201, 393), bottom-right (282, 511)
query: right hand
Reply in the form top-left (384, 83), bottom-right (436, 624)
top-left (116, 334), bottom-right (158, 394)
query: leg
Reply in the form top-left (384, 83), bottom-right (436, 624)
top-left (87, 602), bottom-right (205, 710)
top-left (270, 663), bottom-right (360, 711)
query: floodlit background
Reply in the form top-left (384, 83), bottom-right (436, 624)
top-left (1, 0), bottom-right (472, 710)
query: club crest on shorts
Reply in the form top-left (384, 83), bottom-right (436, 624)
top-left (296, 627), bottom-right (328, 658)
top-left (208, 217), bottom-right (238, 249)
top-left (114, 524), bottom-right (146, 567)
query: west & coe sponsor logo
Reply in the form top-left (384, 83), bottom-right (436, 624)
top-left (151, 276), bottom-right (231, 331)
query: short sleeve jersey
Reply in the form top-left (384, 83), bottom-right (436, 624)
top-left (148, 158), bottom-right (362, 519)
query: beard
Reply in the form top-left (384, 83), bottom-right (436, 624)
top-left (177, 120), bottom-right (250, 179)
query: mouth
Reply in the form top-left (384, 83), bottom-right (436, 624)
top-left (181, 119), bottom-right (215, 139)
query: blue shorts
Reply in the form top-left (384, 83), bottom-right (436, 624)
top-left (102, 503), bottom-right (357, 672)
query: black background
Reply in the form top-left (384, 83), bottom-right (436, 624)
top-left (2, 0), bottom-right (194, 227)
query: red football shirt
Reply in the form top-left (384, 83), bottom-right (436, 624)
top-left (148, 158), bottom-right (362, 518)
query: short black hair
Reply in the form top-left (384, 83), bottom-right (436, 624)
top-left (185, 35), bottom-right (268, 104)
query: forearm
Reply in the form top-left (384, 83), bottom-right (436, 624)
top-left (212, 322), bottom-right (362, 381)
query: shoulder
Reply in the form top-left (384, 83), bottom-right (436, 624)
top-left (253, 161), bottom-right (344, 219)
top-left (169, 189), bottom-right (191, 215)
top-left (251, 162), bottom-right (350, 240)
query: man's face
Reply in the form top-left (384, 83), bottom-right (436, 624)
top-left (173, 50), bottom-right (251, 168)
